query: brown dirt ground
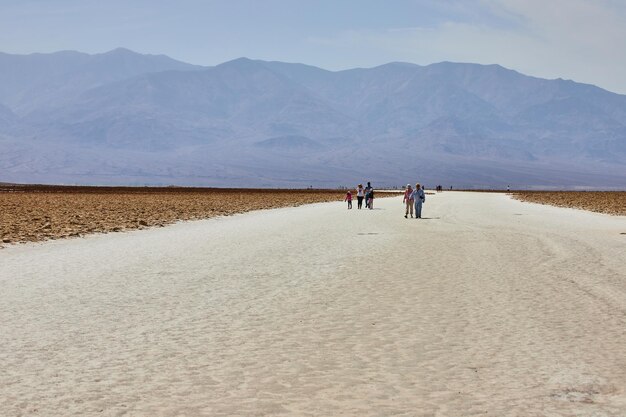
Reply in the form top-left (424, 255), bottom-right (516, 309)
top-left (511, 191), bottom-right (626, 216)
top-left (1, 185), bottom-right (395, 247)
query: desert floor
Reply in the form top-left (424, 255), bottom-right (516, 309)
top-left (1, 192), bottom-right (625, 416)
top-left (512, 191), bottom-right (626, 216)
top-left (0, 186), bottom-right (352, 247)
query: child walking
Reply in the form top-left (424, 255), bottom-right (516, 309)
top-left (345, 191), bottom-right (353, 209)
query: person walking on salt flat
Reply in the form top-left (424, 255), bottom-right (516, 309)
top-left (345, 191), bottom-right (353, 209)
top-left (365, 182), bottom-right (374, 209)
top-left (356, 184), bottom-right (365, 209)
top-left (412, 183), bottom-right (425, 219)
top-left (403, 184), bottom-right (414, 218)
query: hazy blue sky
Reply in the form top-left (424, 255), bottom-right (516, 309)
top-left (1, 0), bottom-right (626, 93)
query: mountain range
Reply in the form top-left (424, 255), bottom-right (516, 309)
top-left (1, 48), bottom-right (625, 188)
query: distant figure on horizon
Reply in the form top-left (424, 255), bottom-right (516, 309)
top-left (412, 183), bottom-right (426, 219)
top-left (356, 184), bottom-right (365, 209)
top-left (345, 191), bottom-right (352, 209)
top-left (403, 184), bottom-right (414, 218)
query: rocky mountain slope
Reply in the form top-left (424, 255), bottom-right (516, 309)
top-left (1, 49), bottom-right (625, 188)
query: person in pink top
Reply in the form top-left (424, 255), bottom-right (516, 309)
top-left (344, 191), bottom-right (353, 209)
top-left (403, 184), bottom-right (414, 218)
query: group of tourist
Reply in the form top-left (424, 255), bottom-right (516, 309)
top-left (343, 181), bottom-right (426, 218)
top-left (344, 182), bottom-right (374, 210)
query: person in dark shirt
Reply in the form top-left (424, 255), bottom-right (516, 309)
top-left (364, 182), bottom-right (374, 209)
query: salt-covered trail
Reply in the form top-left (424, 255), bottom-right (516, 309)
top-left (1, 192), bottom-right (626, 416)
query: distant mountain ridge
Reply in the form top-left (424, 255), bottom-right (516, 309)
top-left (0, 48), bottom-right (625, 188)
top-left (0, 48), bottom-right (201, 115)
